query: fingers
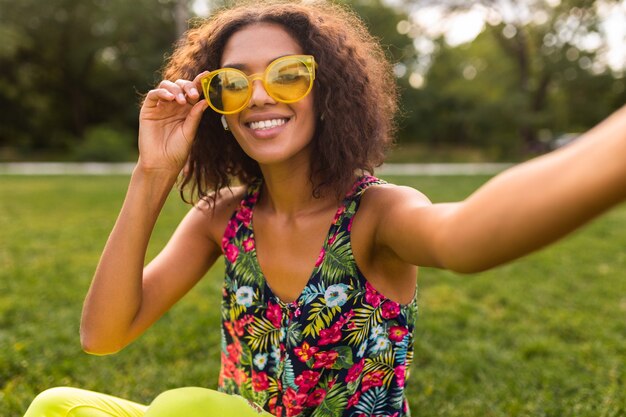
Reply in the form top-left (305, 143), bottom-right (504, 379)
top-left (182, 100), bottom-right (210, 143)
top-left (143, 88), bottom-right (177, 108)
top-left (174, 79), bottom-right (200, 104)
top-left (145, 73), bottom-right (211, 106)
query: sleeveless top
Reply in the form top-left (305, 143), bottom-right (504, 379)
top-left (218, 175), bottom-right (418, 417)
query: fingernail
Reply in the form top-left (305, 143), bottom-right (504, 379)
top-left (178, 93), bottom-right (185, 101)
top-left (190, 88), bottom-right (198, 96)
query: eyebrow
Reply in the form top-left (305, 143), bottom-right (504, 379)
top-left (221, 54), bottom-right (298, 70)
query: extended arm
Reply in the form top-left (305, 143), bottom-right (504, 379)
top-left (377, 105), bottom-right (626, 272)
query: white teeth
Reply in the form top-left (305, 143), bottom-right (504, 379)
top-left (249, 118), bottom-right (287, 131)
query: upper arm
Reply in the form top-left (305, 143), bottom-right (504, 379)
top-left (125, 190), bottom-right (240, 342)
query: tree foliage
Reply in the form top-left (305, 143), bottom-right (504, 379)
top-left (0, 0), bottom-right (178, 156)
top-left (0, 0), bottom-right (624, 160)
top-left (403, 0), bottom-right (626, 153)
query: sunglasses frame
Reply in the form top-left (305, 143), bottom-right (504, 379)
top-left (200, 54), bottom-right (316, 115)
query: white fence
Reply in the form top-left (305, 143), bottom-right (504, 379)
top-left (0, 162), bottom-right (514, 176)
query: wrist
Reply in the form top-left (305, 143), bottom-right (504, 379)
top-left (134, 157), bottom-right (181, 183)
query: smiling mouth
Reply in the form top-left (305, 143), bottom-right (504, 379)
top-left (246, 118), bottom-right (290, 131)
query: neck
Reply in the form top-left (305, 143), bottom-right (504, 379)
top-left (257, 153), bottom-right (337, 216)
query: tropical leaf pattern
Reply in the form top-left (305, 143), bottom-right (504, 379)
top-left (218, 176), bottom-right (417, 417)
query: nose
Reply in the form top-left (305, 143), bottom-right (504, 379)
top-left (247, 79), bottom-right (276, 109)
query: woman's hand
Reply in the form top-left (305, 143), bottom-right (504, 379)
top-left (138, 72), bottom-right (210, 175)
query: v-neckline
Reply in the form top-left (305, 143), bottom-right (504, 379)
top-left (245, 181), bottom-right (352, 307)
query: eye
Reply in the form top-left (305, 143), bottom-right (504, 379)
top-left (224, 82), bottom-right (247, 91)
top-left (274, 73), bottom-right (304, 84)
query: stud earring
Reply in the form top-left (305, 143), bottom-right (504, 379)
top-left (221, 115), bottom-right (229, 131)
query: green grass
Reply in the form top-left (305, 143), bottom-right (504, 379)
top-left (1, 175), bottom-right (625, 417)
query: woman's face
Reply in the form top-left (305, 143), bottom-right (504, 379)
top-left (220, 23), bottom-right (317, 167)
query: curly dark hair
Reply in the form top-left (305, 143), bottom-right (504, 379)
top-left (162, 0), bottom-right (398, 203)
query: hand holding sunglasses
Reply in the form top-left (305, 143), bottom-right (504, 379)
top-left (200, 55), bottom-right (316, 114)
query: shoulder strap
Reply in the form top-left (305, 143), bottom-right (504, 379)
top-left (333, 175), bottom-right (386, 228)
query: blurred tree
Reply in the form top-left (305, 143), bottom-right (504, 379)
top-left (403, 0), bottom-right (623, 152)
top-left (0, 0), bottom-right (179, 157)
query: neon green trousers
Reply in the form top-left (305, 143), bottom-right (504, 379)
top-left (23, 386), bottom-right (273, 417)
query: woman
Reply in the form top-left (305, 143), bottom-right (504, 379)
top-left (24, 0), bottom-right (626, 416)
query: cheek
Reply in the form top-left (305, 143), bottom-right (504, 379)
top-left (297, 98), bottom-right (317, 130)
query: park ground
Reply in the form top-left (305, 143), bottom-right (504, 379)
top-left (1, 175), bottom-right (625, 417)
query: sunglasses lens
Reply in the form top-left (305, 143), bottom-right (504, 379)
top-left (207, 69), bottom-right (249, 113)
top-left (267, 58), bottom-right (313, 102)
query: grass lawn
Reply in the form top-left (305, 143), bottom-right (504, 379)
top-left (1, 175), bottom-right (625, 417)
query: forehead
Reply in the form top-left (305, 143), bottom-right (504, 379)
top-left (221, 23), bottom-right (303, 67)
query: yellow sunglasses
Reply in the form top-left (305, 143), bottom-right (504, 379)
top-left (200, 55), bottom-right (316, 115)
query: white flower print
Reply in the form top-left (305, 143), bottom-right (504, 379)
top-left (270, 345), bottom-right (281, 363)
top-left (357, 341), bottom-right (367, 358)
top-left (370, 336), bottom-right (390, 354)
top-left (324, 284), bottom-right (349, 308)
top-left (236, 286), bottom-right (254, 307)
top-left (254, 353), bottom-right (268, 370)
top-left (370, 324), bottom-right (385, 340)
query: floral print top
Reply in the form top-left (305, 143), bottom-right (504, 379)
top-left (218, 175), bottom-right (418, 417)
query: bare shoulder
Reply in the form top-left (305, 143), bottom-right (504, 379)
top-left (353, 182), bottom-right (433, 251)
top-left (183, 185), bottom-right (248, 245)
top-left (360, 182), bottom-right (432, 214)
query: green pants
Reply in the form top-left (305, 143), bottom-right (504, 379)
top-left (24, 386), bottom-right (273, 417)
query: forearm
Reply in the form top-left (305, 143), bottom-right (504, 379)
top-left (440, 105), bottom-right (626, 273)
top-left (80, 164), bottom-right (178, 354)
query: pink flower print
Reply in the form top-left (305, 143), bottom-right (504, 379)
top-left (242, 238), bottom-right (255, 253)
top-left (252, 370), bottom-right (270, 391)
top-left (332, 206), bottom-right (346, 224)
top-left (347, 216), bottom-right (355, 232)
top-left (295, 370), bottom-right (321, 391)
top-left (347, 391), bottom-right (361, 408)
top-left (247, 192), bottom-right (258, 205)
top-left (226, 341), bottom-right (242, 362)
top-left (233, 315), bottom-right (254, 337)
top-left (305, 388), bottom-right (327, 407)
top-left (328, 232), bottom-right (338, 246)
top-left (236, 206), bottom-right (253, 227)
top-left (364, 282), bottom-right (384, 307)
top-left (315, 248), bottom-right (326, 267)
top-left (312, 350), bottom-right (339, 369)
top-left (283, 388), bottom-right (308, 417)
top-left (361, 370), bottom-right (385, 391)
top-left (225, 244), bottom-right (239, 263)
top-left (388, 326), bottom-right (409, 342)
top-left (395, 365), bottom-right (406, 387)
top-left (381, 300), bottom-right (400, 319)
top-left (318, 322), bottom-right (343, 346)
top-left (266, 302), bottom-right (282, 328)
top-left (222, 220), bottom-right (238, 250)
top-left (294, 342), bottom-right (319, 363)
top-left (345, 359), bottom-right (365, 383)
top-left (221, 352), bottom-right (236, 379)
top-left (234, 368), bottom-right (247, 385)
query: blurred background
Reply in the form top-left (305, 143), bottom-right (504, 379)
top-left (1, 0), bottom-right (625, 163)
top-left (2, 2), bottom-right (626, 416)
